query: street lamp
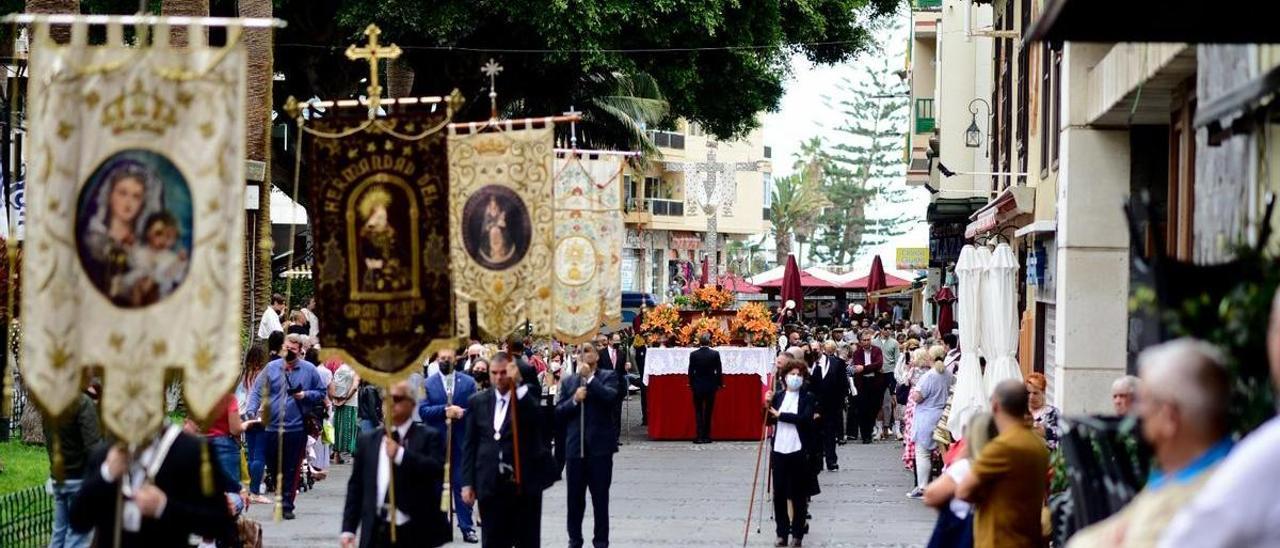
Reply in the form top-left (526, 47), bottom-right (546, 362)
top-left (966, 98), bottom-right (991, 151)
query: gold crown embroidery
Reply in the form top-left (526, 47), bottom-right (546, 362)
top-left (473, 137), bottom-right (509, 155)
top-left (101, 80), bottom-right (178, 136)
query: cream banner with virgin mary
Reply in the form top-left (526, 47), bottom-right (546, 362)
top-left (552, 153), bottom-right (624, 343)
top-left (448, 126), bottom-right (554, 339)
top-left (21, 22), bottom-right (246, 444)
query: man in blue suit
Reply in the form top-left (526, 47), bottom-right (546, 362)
top-left (556, 342), bottom-right (621, 548)
top-left (418, 348), bottom-right (480, 544)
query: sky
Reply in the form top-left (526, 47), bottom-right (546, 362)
top-left (762, 33), bottom-right (930, 273)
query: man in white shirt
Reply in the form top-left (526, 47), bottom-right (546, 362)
top-left (257, 293), bottom-right (286, 340)
top-left (301, 297), bottom-right (320, 338)
top-left (340, 380), bottom-right (450, 548)
top-left (1157, 294), bottom-right (1280, 548)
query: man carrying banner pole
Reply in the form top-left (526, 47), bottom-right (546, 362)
top-left (420, 349), bottom-right (479, 543)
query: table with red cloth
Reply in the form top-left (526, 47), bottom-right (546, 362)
top-left (643, 347), bottom-right (774, 441)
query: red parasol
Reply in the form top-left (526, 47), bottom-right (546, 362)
top-left (718, 272), bottom-right (762, 294)
top-left (865, 255), bottom-right (890, 314)
top-left (932, 286), bottom-right (956, 336)
top-left (780, 254), bottom-right (804, 320)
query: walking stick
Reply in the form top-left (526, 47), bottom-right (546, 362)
top-left (442, 380), bottom-right (455, 527)
top-left (510, 384), bottom-right (524, 495)
top-left (743, 379), bottom-right (773, 547)
top-left (580, 377), bottom-right (586, 459)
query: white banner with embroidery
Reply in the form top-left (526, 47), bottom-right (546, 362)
top-left (21, 22), bottom-right (246, 444)
top-left (448, 127), bottom-right (554, 339)
top-left (552, 154), bottom-right (623, 342)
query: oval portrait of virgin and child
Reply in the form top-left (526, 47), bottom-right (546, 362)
top-left (75, 149), bottom-right (194, 308)
top-left (461, 184), bottom-right (532, 271)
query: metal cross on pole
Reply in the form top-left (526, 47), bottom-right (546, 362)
top-left (482, 59), bottom-right (504, 120)
top-left (345, 24), bottom-right (403, 117)
top-left (664, 141), bottom-right (764, 285)
top-left (563, 105), bottom-right (581, 149)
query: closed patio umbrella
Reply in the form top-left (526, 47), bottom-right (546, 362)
top-left (865, 255), bottom-right (889, 315)
top-left (946, 245), bottom-right (988, 437)
top-left (932, 286), bottom-right (956, 337)
top-left (780, 254), bottom-right (803, 323)
top-left (982, 243), bottom-right (1023, 395)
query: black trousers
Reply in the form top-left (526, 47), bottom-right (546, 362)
top-left (373, 519), bottom-right (423, 547)
top-left (852, 375), bottom-right (882, 441)
top-left (691, 390), bottom-right (717, 441)
top-left (566, 455), bottom-right (614, 548)
top-left (819, 407), bottom-right (841, 468)
top-left (263, 430), bottom-right (307, 511)
top-left (772, 452), bottom-right (810, 540)
top-left (479, 489), bottom-right (542, 547)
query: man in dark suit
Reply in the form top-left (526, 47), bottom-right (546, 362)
top-left (418, 348), bottom-right (480, 543)
top-left (687, 333), bottom-right (724, 444)
top-left (596, 333), bottom-right (629, 443)
top-left (70, 425), bottom-right (235, 546)
top-left (507, 338), bottom-right (542, 395)
top-left (461, 352), bottom-right (558, 547)
top-left (342, 380), bottom-right (451, 548)
top-left (811, 340), bottom-right (850, 471)
top-left (556, 342), bottom-right (621, 548)
top-left (848, 329), bottom-right (886, 444)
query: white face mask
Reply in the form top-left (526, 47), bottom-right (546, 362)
top-left (786, 375), bottom-right (803, 391)
top-left (550, 361), bottom-right (562, 372)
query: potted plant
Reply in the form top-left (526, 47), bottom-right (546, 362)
top-left (731, 302), bottom-right (778, 347)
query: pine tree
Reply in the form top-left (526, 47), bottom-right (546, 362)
top-left (806, 23), bottom-right (911, 266)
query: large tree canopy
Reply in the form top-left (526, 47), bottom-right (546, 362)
top-left (272, 0), bottom-right (899, 142)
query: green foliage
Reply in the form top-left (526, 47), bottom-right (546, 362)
top-left (267, 0), bottom-right (901, 146)
top-left (804, 20), bottom-right (911, 266)
top-left (270, 276), bottom-right (313, 310)
top-left (769, 173), bottom-right (830, 264)
top-left (1131, 249), bottom-right (1279, 434)
top-left (0, 441), bottom-right (48, 495)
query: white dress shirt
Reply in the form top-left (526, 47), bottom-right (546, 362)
top-left (256, 307), bottom-right (281, 339)
top-left (493, 385), bottom-right (530, 435)
top-left (773, 391), bottom-right (802, 454)
top-left (376, 421), bottom-right (411, 526)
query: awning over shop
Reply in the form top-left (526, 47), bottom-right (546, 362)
top-left (927, 196), bottom-right (989, 223)
top-left (965, 186), bottom-right (1035, 239)
top-left (1024, 0), bottom-right (1280, 48)
top-left (669, 232), bottom-right (702, 250)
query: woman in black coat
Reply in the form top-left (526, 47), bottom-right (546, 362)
top-left (768, 356), bottom-right (822, 547)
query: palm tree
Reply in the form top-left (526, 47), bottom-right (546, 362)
top-left (240, 0), bottom-right (273, 330)
top-left (769, 174), bottom-right (829, 265)
top-left (576, 71), bottom-right (669, 165)
top-left (25, 0), bottom-right (79, 43)
top-left (162, 0), bottom-right (208, 46)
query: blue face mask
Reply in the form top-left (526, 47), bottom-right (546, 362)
top-left (786, 375), bottom-right (803, 391)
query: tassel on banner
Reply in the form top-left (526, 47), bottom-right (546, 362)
top-left (50, 430), bottom-right (65, 483)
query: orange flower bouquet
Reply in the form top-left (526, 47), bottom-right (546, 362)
top-left (731, 302), bottom-right (778, 347)
top-left (639, 304), bottom-right (681, 346)
top-left (677, 316), bottom-right (730, 347)
top-left (692, 284), bottom-right (734, 311)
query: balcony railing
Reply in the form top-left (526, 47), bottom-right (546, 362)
top-left (647, 198), bottom-right (684, 217)
top-left (915, 98), bottom-right (936, 134)
top-left (648, 130), bottom-right (686, 150)
top-left (913, 0), bottom-right (942, 9)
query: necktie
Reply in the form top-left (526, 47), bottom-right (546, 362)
top-left (814, 363), bottom-right (823, 381)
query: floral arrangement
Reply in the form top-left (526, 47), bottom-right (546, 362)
top-left (731, 302), bottom-right (778, 346)
top-left (677, 316), bottom-right (730, 347)
top-left (639, 303), bottom-right (681, 345)
top-left (691, 284), bottom-right (734, 310)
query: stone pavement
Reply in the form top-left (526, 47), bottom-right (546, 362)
top-left (248, 399), bottom-right (936, 547)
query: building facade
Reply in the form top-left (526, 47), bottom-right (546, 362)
top-left (621, 121), bottom-right (773, 302)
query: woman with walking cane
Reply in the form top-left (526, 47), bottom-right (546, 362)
top-left (766, 356), bottom-right (821, 547)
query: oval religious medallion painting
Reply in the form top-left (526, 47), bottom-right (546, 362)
top-left (461, 184), bottom-right (532, 271)
top-left (75, 149), bottom-right (195, 309)
top-left (554, 236), bottom-right (597, 286)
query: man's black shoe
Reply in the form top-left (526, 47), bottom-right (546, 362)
top-left (861, 438), bottom-right (872, 445)
top-left (827, 465), bottom-right (839, 472)
top-left (463, 530), bottom-right (479, 543)
top-left (282, 510), bottom-right (296, 520)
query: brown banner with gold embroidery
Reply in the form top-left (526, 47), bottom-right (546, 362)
top-left (306, 111), bottom-right (455, 383)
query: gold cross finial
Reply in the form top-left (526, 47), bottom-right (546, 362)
top-left (482, 58), bottom-right (504, 119)
top-left (345, 24), bottom-right (403, 116)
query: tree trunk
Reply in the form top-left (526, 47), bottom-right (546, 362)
top-left (24, 0), bottom-right (79, 44)
top-left (775, 232), bottom-right (791, 265)
top-left (386, 58), bottom-right (415, 99)
top-left (161, 0), bottom-right (210, 47)
top-left (240, 0), bottom-right (273, 334)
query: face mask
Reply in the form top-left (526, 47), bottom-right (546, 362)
top-left (439, 360), bottom-right (454, 374)
top-left (284, 350), bottom-right (298, 363)
top-left (786, 375), bottom-right (803, 391)
top-left (551, 361), bottom-right (562, 372)
top-left (473, 371), bottom-right (489, 386)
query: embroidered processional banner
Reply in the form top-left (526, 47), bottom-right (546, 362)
top-left (22, 22), bottom-right (246, 444)
top-left (305, 109), bottom-right (456, 384)
top-left (552, 154), bottom-right (624, 342)
top-left (448, 127), bottom-right (554, 339)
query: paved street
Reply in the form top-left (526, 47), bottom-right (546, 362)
top-left (250, 399), bottom-right (935, 547)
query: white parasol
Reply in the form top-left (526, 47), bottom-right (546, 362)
top-left (946, 244), bottom-right (988, 437)
top-left (981, 243), bottom-right (1023, 395)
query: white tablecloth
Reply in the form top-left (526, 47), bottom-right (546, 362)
top-left (642, 346), bottom-right (775, 385)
